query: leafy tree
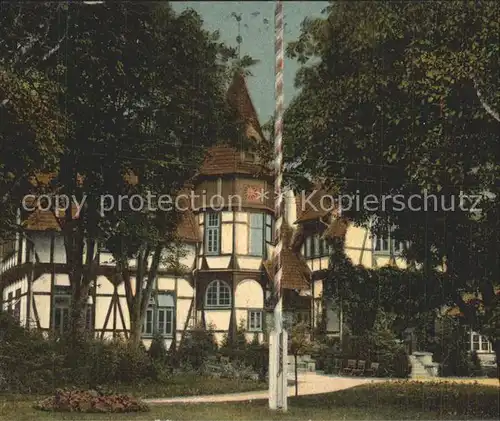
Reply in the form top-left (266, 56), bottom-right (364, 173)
top-left (434, 315), bottom-right (471, 377)
top-left (285, 1), bottom-right (499, 377)
top-left (0, 1), bottom-right (239, 346)
top-left (0, 68), bottom-right (63, 238)
top-left (289, 322), bottom-right (312, 396)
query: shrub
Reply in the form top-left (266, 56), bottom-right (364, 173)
top-left (246, 340), bottom-right (269, 381)
top-left (177, 323), bottom-right (218, 370)
top-left (0, 312), bottom-right (162, 393)
top-left (34, 388), bottom-right (149, 413)
top-left (390, 347), bottom-right (411, 378)
top-left (334, 381), bottom-right (500, 419)
top-left (314, 337), bottom-right (341, 371)
top-left (82, 338), bottom-right (155, 386)
top-left (149, 333), bottom-right (168, 363)
top-left (233, 318), bottom-right (248, 351)
top-left (342, 330), bottom-right (410, 378)
top-left (434, 317), bottom-right (471, 377)
top-left (469, 350), bottom-right (484, 376)
top-left (0, 312), bottom-right (62, 393)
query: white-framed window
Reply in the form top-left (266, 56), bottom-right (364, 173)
top-left (265, 214), bottom-right (273, 245)
top-left (205, 212), bottom-right (220, 255)
top-left (52, 288), bottom-right (93, 335)
top-left (205, 280), bottom-right (231, 308)
top-left (249, 213), bottom-right (273, 257)
top-left (468, 331), bottom-right (492, 353)
top-left (141, 292), bottom-right (175, 337)
top-left (373, 226), bottom-right (406, 254)
top-left (248, 310), bottom-right (263, 331)
top-left (304, 234), bottom-right (331, 258)
top-left (142, 308), bottom-right (154, 336)
top-left (249, 213), bottom-right (264, 256)
top-left (157, 307), bottom-right (173, 336)
top-left (53, 295), bottom-right (71, 335)
top-left (305, 236), bottom-right (312, 257)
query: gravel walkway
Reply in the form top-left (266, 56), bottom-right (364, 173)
top-left (144, 373), bottom-right (383, 404)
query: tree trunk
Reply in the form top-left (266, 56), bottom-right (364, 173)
top-left (69, 291), bottom-right (87, 346)
top-left (129, 311), bottom-right (143, 348)
top-left (294, 353), bottom-right (298, 397)
top-left (121, 243), bottom-right (163, 349)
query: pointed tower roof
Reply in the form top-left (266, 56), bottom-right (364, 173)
top-left (199, 72), bottom-right (270, 177)
top-left (226, 72), bottom-right (266, 142)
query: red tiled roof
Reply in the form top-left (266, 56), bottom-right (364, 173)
top-left (23, 192), bottom-right (200, 243)
top-left (23, 206), bottom-right (199, 244)
top-left (199, 145), bottom-right (269, 176)
top-left (199, 73), bottom-right (270, 177)
top-left (23, 209), bottom-right (61, 231)
top-left (263, 221), bottom-right (311, 290)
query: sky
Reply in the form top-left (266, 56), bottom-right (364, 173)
top-left (171, 1), bottom-right (329, 125)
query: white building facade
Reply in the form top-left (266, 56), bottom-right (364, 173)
top-left (0, 74), bottom-right (495, 364)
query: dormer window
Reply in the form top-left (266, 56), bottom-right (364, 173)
top-left (241, 150), bottom-right (259, 164)
top-left (304, 234), bottom-right (331, 258)
top-left (373, 226), bottom-right (407, 254)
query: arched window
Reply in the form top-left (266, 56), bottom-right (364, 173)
top-left (205, 280), bottom-right (231, 308)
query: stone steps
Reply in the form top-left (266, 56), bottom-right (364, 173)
top-left (409, 352), bottom-right (439, 379)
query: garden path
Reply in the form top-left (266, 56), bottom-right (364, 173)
top-left (144, 373), bottom-right (383, 404)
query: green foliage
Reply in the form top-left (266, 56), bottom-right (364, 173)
top-left (0, 67), bottom-right (63, 236)
top-left (289, 322), bottom-right (312, 356)
top-left (0, 1), bottom-right (245, 342)
top-left (234, 318), bottom-right (248, 351)
top-left (216, 321), bottom-right (268, 381)
top-left (469, 350), bottom-right (484, 377)
top-left (329, 381), bottom-right (500, 419)
top-left (220, 332), bottom-right (230, 350)
top-left (148, 333), bottom-right (168, 364)
top-left (344, 332), bottom-right (410, 378)
top-left (246, 338), bottom-right (269, 382)
top-left (177, 323), bottom-right (218, 370)
top-left (250, 333), bottom-right (259, 346)
top-left (0, 311), bottom-right (169, 393)
top-left (317, 310), bottom-right (409, 378)
top-left (433, 316), bottom-right (470, 377)
top-left (327, 244), bottom-right (446, 337)
top-left (286, 0), bottom-right (500, 363)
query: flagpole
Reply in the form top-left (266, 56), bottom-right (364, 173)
top-left (269, 0), bottom-right (287, 411)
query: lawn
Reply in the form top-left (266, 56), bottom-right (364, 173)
top-left (111, 374), bottom-right (267, 398)
top-left (1, 381), bottom-right (498, 421)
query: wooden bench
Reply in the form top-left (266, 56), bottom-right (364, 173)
top-left (341, 359), bottom-right (356, 375)
top-left (352, 360), bottom-right (366, 376)
top-left (364, 362), bottom-right (380, 377)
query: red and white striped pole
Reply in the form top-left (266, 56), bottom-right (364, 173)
top-left (269, 0), bottom-right (287, 411)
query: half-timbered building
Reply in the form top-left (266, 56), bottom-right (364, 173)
top-left (0, 73), bottom-right (495, 365)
